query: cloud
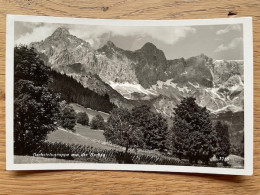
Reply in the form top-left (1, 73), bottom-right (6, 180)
top-left (15, 22), bottom-right (196, 48)
top-left (69, 25), bottom-right (196, 48)
top-left (214, 37), bottom-right (242, 53)
top-left (15, 23), bottom-right (62, 45)
top-left (216, 24), bottom-right (242, 35)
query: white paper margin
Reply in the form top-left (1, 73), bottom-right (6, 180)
top-left (6, 15), bottom-right (254, 175)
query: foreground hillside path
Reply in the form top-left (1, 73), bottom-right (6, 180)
top-left (0, 0), bottom-right (260, 194)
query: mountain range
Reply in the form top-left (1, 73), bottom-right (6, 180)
top-left (30, 27), bottom-right (244, 117)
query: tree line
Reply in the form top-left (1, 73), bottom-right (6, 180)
top-left (48, 69), bottom-right (116, 113)
top-left (104, 98), bottom-right (231, 165)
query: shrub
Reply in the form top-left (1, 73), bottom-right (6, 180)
top-left (59, 101), bottom-right (77, 130)
top-left (90, 114), bottom-right (105, 130)
top-left (77, 112), bottom-right (89, 126)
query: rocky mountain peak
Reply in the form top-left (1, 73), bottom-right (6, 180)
top-left (97, 41), bottom-right (121, 58)
top-left (199, 53), bottom-right (212, 62)
top-left (140, 42), bottom-right (158, 51)
top-left (137, 42), bottom-right (167, 66)
top-left (138, 42), bottom-right (166, 60)
top-left (98, 40), bottom-right (118, 51)
top-left (199, 53), bottom-right (207, 58)
top-left (51, 27), bottom-right (70, 38)
top-left (106, 40), bottom-right (116, 47)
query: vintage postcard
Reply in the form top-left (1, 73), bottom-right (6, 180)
top-left (6, 15), bottom-right (253, 175)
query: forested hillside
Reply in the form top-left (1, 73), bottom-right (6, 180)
top-left (48, 70), bottom-right (116, 113)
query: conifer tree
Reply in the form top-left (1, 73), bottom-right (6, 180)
top-left (48, 70), bottom-right (116, 113)
top-left (215, 121), bottom-right (230, 164)
top-left (172, 97), bottom-right (217, 164)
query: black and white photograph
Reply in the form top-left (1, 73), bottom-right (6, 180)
top-left (6, 15), bottom-right (253, 175)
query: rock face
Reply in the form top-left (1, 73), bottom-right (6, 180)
top-left (31, 27), bottom-right (244, 116)
top-left (210, 60), bottom-right (244, 87)
top-left (31, 27), bottom-right (92, 68)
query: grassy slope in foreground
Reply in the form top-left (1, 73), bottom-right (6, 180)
top-left (47, 125), bottom-right (123, 151)
top-left (47, 125), bottom-right (174, 156)
top-left (45, 103), bottom-right (243, 168)
top-left (14, 155), bottom-right (84, 164)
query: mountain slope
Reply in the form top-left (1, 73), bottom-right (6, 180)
top-left (68, 72), bottom-right (154, 110)
top-left (48, 70), bottom-right (116, 113)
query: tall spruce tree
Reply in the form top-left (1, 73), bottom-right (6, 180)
top-left (14, 46), bottom-right (59, 155)
top-left (172, 97), bottom-right (217, 164)
top-left (215, 121), bottom-right (230, 164)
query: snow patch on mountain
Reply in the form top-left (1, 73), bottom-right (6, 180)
top-left (151, 79), bottom-right (192, 94)
top-left (211, 105), bottom-right (243, 114)
top-left (188, 82), bottom-right (200, 89)
top-left (178, 86), bottom-right (190, 93)
top-left (181, 71), bottom-right (188, 75)
top-left (151, 79), bottom-right (177, 89)
top-left (108, 81), bottom-right (157, 99)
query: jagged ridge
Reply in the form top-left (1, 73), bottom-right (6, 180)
top-left (30, 27), bottom-right (244, 116)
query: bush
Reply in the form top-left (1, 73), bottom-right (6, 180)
top-left (59, 101), bottom-right (77, 130)
top-left (90, 114), bottom-right (105, 130)
top-left (77, 112), bottom-right (89, 126)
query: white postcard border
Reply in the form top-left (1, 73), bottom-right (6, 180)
top-left (6, 15), bottom-right (253, 175)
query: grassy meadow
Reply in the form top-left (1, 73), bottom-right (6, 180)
top-left (16, 103), bottom-right (244, 168)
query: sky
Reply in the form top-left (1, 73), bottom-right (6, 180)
top-left (14, 21), bottom-right (243, 60)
